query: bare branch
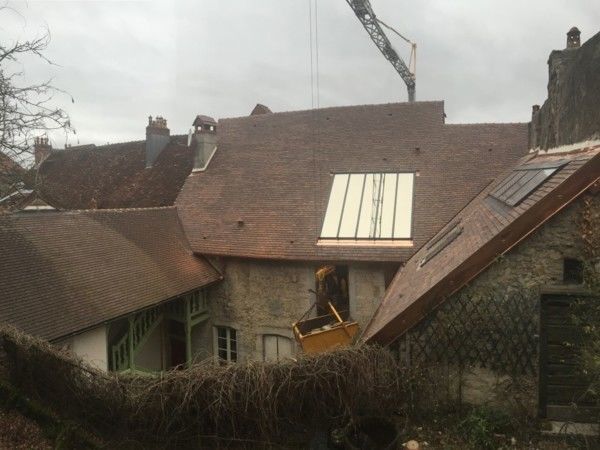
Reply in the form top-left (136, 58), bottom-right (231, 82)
top-left (0, 6), bottom-right (74, 198)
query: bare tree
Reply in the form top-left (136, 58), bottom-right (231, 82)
top-left (0, 6), bottom-right (73, 197)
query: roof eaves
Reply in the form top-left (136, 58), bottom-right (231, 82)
top-left (49, 275), bottom-right (223, 343)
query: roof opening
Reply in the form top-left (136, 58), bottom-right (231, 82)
top-left (319, 172), bottom-right (414, 244)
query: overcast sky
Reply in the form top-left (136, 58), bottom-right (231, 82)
top-left (3, 0), bottom-right (599, 147)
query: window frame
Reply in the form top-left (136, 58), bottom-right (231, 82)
top-left (214, 326), bottom-right (238, 363)
top-left (319, 171), bottom-right (416, 242)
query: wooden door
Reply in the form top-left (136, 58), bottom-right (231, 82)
top-left (539, 293), bottom-right (599, 421)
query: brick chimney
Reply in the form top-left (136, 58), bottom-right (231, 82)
top-left (145, 115), bottom-right (170, 168)
top-left (566, 27), bottom-right (581, 49)
top-left (191, 115), bottom-right (217, 171)
top-left (34, 136), bottom-right (52, 164)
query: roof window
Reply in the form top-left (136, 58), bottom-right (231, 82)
top-left (320, 172), bottom-right (414, 241)
top-left (419, 222), bottom-right (463, 267)
top-left (490, 159), bottom-right (568, 207)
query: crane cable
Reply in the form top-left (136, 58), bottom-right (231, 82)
top-left (308, 0), bottom-right (322, 253)
top-left (308, 0), bottom-right (314, 109)
top-left (314, 0), bottom-right (320, 109)
top-left (308, 0), bottom-right (321, 109)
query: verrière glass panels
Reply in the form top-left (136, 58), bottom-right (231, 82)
top-left (490, 160), bottom-right (566, 207)
top-left (320, 172), bottom-right (414, 240)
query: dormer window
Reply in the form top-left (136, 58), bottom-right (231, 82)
top-left (319, 172), bottom-right (414, 244)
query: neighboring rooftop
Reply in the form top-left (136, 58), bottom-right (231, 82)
top-left (176, 101), bottom-right (529, 262)
top-left (0, 152), bottom-right (25, 197)
top-left (363, 142), bottom-right (600, 345)
top-left (250, 103), bottom-right (273, 115)
top-left (0, 207), bottom-right (221, 341)
top-left (37, 137), bottom-right (193, 209)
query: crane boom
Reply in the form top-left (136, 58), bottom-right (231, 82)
top-left (345, 0), bottom-right (416, 102)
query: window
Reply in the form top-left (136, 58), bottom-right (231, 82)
top-left (263, 335), bottom-right (293, 362)
top-left (563, 258), bottom-right (584, 285)
top-left (419, 223), bottom-right (463, 267)
top-left (320, 172), bottom-right (414, 240)
top-left (490, 159), bottom-right (568, 207)
top-left (215, 326), bottom-right (237, 363)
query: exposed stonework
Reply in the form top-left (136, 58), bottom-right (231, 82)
top-left (198, 258), bottom-right (390, 361)
top-left (405, 192), bottom-right (599, 413)
top-left (530, 30), bottom-right (600, 149)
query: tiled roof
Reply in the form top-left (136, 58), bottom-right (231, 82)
top-left (37, 137), bottom-right (193, 210)
top-left (0, 207), bottom-right (222, 341)
top-left (363, 142), bottom-right (600, 344)
top-left (176, 101), bottom-right (529, 262)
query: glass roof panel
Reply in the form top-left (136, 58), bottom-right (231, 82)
top-left (504, 167), bottom-right (559, 206)
top-left (490, 165), bottom-right (561, 207)
top-left (321, 172), bottom-right (415, 240)
top-left (394, 174), bottom-right (414, 239)
top-left (338, 174), bottom-right (365, 237)
top-left (379, 173), bottom-right (398, 238)
top-left (356, 174), bottom-right (374, 238)
top-left (320, 174), bottom-right (348, 238)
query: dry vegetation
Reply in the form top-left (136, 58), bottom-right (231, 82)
top-left (0, 325), bottom-right (416, 448)
top-left (0, 325), bottom-right (597, 449)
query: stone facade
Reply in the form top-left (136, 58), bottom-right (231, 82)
top-left (197, 257), bottom-right (394, 362)
top-left (404, 193), bottom-right (598, 414)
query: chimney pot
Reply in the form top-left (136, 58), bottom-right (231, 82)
top-left (145, 114), bottom-right (170, 168)
top-left (191, 114), bottom-right (218, 170)
top-left (33, 136), bottom-right (52, 165)
top-left (566, 27), bottom-right (581, 49)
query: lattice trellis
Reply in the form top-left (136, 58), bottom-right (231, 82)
top-left (406, 290), bottom-right (539, 376)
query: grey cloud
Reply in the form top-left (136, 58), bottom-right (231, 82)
top-left (4, 0), bottom-right (599, 147)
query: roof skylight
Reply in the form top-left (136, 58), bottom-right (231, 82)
top-left (420, 223), bottom-right (463, 267)
top-left (320, 172), bottom-right (414, 240)
top-left (490, 159), bottom-right (568, 207)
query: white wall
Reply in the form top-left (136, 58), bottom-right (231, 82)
top-left (67, 325), bottom-right (108, 371)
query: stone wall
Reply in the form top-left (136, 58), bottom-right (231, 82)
top-left (199, 257), bottom-right (392, 362)
top-left (530, 30), bottom-right (600, 149)
top-left (405, 193), bottom-right (598, 414)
